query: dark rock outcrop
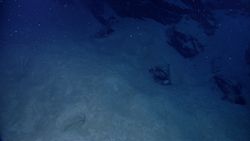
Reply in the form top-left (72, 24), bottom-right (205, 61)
top-left (103, 0), bottom-right (217, 35)
top-left (105, 0), bottom-right (188, 25)
top-left (149, 65), bottom-right (171, 86)
top-left (206, 0), bottom-right (250, 16)
top-left (181, 0), bottom-right (217, 35)
top-left (167, 28), bottom-right (204, 58)
top-left (86, 0), bottom-right (217, 35)
top-left (87, 0), bottom-right (117, 38)
top-left (213, 75), bottom-right (246, 105)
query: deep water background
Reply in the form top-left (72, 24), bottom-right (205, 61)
top-left (0, 0), bottom-right (250, 141)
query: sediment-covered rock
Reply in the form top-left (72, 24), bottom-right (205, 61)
top-left (87, 0), bottom-right (217, 36)
top-left (149, 65), bottom-right (171, 86)
top-left (167, 28), bottom-right (204, 58)
top-left (213, 75), bottom-right (246, 105)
